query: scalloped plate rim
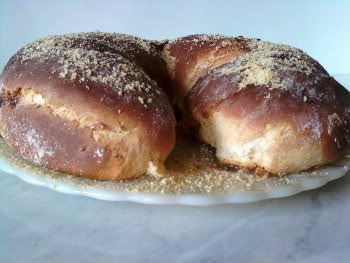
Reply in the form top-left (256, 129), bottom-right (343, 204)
top-left (0, 155), bottom-right (348, 206)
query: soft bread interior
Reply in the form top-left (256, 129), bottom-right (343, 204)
top-left (199, 111), bottom-right (325, 174)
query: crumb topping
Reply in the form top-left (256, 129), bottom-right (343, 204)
top-left (18, 32), bottom-right (162, 107)
top-left (167, 34), bottom-right (330, 94)
top-left (210, 38), bottom-right (328, 90)
top-left (167, 34), bottom-right (234, 50)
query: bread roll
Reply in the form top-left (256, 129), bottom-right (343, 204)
top-left (0, 33), bottom-right (176, 180)
top-left (163, 34), bottom-right (350, 174)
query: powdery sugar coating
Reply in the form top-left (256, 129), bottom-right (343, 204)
top-left (3, 120), bottom-right (56, 166)
top-left (24, 129), bottom-right (54, 164)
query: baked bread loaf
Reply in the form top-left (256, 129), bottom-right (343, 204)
top-left (1, 33), bottom-right (349, 179)
top-left (163, 34), bottom-right (350, 174)
top-left (0, 33), bottom-right (176, 180)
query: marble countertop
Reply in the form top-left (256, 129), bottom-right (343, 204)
top-left (1, 75), bottom-right (350, 262)
top-left (0, 168), bottom-right (349, 263)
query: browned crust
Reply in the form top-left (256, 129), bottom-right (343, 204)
top-left (1, 58), bottom-right (176, 157)
top-left (187, 70), bottom-right (350, 163)
top-left (163, 34), bottom-right (248, 106)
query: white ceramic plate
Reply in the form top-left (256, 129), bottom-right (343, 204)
top-left (0, 136), bottom-right (349, 206)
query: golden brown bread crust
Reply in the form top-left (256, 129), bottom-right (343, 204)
top-left (1, 32), bottom-right (350, 178)
top-left (0, 33), bottom-right (176, 180)
top-left (164, 34), bottom-right (350, 174)
top-left (163, 34), bottom-right (248, 108)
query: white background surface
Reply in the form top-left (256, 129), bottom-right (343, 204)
top-left (0, 1), bottom-right (349, 262)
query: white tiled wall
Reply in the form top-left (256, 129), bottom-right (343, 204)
top-left (0, 0), bottom-right (349, 74)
